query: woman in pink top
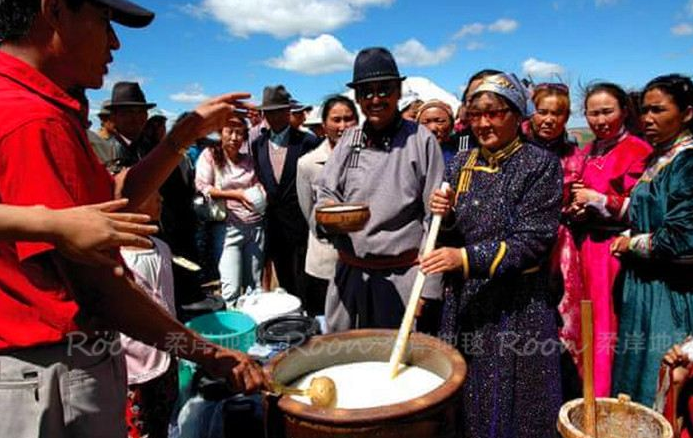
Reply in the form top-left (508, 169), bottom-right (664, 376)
top-left (569, 82), bottom-right (652, 397)
top-left (195, 117), bottom-right (266, 305)
top-left (525, 83), bottom-right (586, 399)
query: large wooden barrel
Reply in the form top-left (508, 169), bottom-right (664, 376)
top-left (557, 394), bottom-right (673, 438)
top-left (264, 329), bottom-right (467, 438)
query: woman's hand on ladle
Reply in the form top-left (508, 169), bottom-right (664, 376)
top-left (429, 188), bottom-right (454, 217)
top-left (420, 247), bottom-right (464, 274)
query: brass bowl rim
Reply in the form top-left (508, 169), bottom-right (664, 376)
top-left (264, 329), bottom-right (467, 425)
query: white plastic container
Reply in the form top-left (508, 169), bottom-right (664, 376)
top-left (235, 288), bottom-right (302, 324)
top-left (244, 185), bottom-right (267, 215)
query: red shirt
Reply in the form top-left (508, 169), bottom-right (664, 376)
top-left (0, 51), bottom-right (114, 351)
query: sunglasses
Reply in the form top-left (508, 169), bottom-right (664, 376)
top-left (355, 82), bottom-right (398, 100)
top-left (466, 107), bottom-right (512, 122)
top-left (534, 82), bottom-right (570, 95)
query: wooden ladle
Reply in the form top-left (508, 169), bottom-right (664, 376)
top-left (389, 182), bottom-right (450, 378)
top-left (581, 300), bottom-right (598, 437)
top-left (271, 376), bottom-right (337, 408)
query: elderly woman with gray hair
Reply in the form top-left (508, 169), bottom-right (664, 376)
top-left (416, 99), bottom-right (457, 165)
top-left (420, 72), bottom-right (563, 438)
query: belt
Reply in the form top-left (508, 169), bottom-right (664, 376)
top-left (338, 249), bottom-right (419, 270)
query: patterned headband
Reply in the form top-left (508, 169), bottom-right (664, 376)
top-left (470, 73), bottom-right (532, 117)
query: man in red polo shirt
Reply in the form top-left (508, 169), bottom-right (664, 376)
top-left (0, 0), bottom-right (266, 436)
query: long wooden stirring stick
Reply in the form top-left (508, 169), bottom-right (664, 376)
top-left (581, 300), bottom-right (598, 437)
top-left (389, 182), bottom-right (450, 379)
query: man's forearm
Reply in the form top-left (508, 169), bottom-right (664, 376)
top-left (56, 255), bottom-right (219, 366)
top-left (0, 205), bottom-right (58, 242)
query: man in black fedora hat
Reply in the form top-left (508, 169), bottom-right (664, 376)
top-left (106, 81), bottom-right (156, 165)
top-left (251, 85), bottom-right (320, 306)
top-left (315, 47), bottom-right (445, 333)
top-left (0, 0), bottom-right (266, 435)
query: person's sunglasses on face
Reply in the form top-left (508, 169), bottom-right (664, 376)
top-left (355, 82), bottom-right (397, 100)
top-left (466, 107), bottom-right (512, 123)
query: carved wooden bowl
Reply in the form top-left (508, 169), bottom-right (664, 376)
top-left (315, 203), bottom-right (370, 234)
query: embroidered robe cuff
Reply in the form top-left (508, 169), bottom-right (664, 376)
top-left (465, 241), bottom-right (504, 279)
top-left (628, 233), bottom-right (653, 258)
top-left (459, 247), bottom-right (469, 280)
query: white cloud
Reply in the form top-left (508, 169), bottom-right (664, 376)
top-left (179, 3), bottom-right (206, 19)
top-left (488, 18), bottom-right (519, 33)
top-left (266, 34), bottom-right (355, 74)
top-left (595, 0), bottom-right (619, 5)
top-left (392, 39), bottom-right (456, 67)
top-left (195, 0), bottom-right (393, 38)
top-left (169, 83), bottom-right (210, 104)
top-left (522, 57), bottom-right (566, 77)
top-left (348, 0), bottom-right (394, 4)
top-left (453, 23), bottom-right (485, 39)
top-left (688, 0), bottom-right (693, 16)
top-left (102, 72), bottom-right (148, 92)
top-left (465, 41), bottom-right (485, 51)
top-left (453, 18), bottom-right (518, 41)
top-left (672, 23), bottom-right (693, 36)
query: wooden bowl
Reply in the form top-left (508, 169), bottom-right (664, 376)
top-left (557, 394), bottom-right (672, 438)
top-left (315, 203), bottom-right (370, 234)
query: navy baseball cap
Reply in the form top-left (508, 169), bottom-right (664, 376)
top-left (93, 0), bottom-right (155, 28)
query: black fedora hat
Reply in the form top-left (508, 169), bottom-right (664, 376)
top-left (347, 47), bottom-right (406, 88)
top-left (92, 0), bottom-right (155, 28)
top-left (289, 98), bottom-right (313, 113)
top-left (258, 85), bottom-right (292, 111)
top-left (105, 82), bottom-right (156, 109)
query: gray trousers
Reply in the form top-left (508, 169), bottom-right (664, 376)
top-left (0, 338), bottom-right (127, 438)
top-left (325, 260), bottom-right (417, 333)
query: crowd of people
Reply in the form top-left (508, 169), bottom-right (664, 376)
top-left (1, 0), bottom-right (693, 437)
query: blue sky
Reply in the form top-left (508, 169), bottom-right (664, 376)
top-left (88, 0), bottom-right (693, 127)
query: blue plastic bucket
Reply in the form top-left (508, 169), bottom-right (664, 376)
top-left (179, 310), bottom-right (257, 393)
top-left (185, 310), bottom-right (257, 352)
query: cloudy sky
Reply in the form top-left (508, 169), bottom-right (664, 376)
top-left (89, 0), bottom-right (693, 127)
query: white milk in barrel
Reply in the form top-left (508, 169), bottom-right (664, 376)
top-left (290, 361), bottom-right (444, 409)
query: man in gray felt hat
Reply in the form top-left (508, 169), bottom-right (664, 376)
top-left (0, 0), bottom-right (266, 436)
top-left (251, 85), bottom-right (320, 309)
top-left (314, 47), bottom-right (445, 333)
